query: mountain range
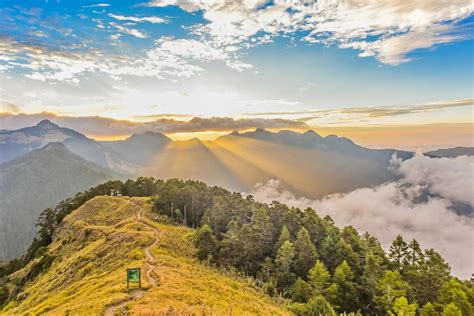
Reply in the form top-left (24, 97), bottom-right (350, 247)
top-left (425, 146), bottom-right (474, 158)
top-left (1, 120), bottom-right (414, 195)
top-left (3, 119), bottom-right (471, 262)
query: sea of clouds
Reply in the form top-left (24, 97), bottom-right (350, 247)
top-left (251, 154), bottom-right (474, 279)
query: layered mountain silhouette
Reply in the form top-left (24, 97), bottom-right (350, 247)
top-left (0, 142), bottom-right (118, 260)
top-left (1, 120), bottom-right (417, 199)
top-left (1, 120), bottom-right (419, 260)
top-left (425, 146), bottom-right (474, 158)
top-left (0, 120), bottom-right (138, 175)
top-left (143, 128), bottom-right (414, 197)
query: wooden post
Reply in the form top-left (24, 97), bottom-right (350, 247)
top-left (139, 267), bottom-right (141, 289)
top-left (184, 205), bottom-right (187, 226)
top-left (126, 268), bottom-right (129, 289)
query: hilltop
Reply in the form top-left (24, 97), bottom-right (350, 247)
top-left (1, 196), bottom-right (288, 315)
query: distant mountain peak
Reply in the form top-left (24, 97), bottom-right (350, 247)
top-left (128, 131), bottom-right (170, 140)
top-left (303, 130), bottom-right (321, 138)
top-left (229, 130), bottom-right (240, 136)
top-left (254, 127), bottom-right (266, 133)
top-left (36, 119), bottom-right (59, 129)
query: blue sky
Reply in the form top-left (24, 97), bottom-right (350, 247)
top-left (0, 0), bottom-right (473, 129)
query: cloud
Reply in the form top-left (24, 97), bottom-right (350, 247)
top-left (109, 22), bottom-right (148, 38)
top-left (0, 111), bottom-right (309, 138)
top-left (251, 155), bottom-right (474, 279)
top-left (0, 36), bottom-right (205, 82)
top-left (82, 3), bottom-right (110, 8)
top-left (226, 60), bottom-right (254, 72)
top-left (148, 0), bottom-right (473, 65)
top-left (0, 101), bottom-right (21, 113)
top-left (244, 98), bottom-right (474, 122)
top-left (2, 1), bottom-right (472, 84)
top-left (108, 14), bottom-right (168, 24)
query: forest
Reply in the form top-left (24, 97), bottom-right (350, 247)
top-left (1, 178), bottom-right (472, 315)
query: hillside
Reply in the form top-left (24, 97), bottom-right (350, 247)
top-left (0, 143), bottom-right (118, 261)
top-left (1, 196), bottom-right (288, 315)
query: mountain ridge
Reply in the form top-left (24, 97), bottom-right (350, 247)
top-left (1, 196), bottom-right (288, 315)
top-left (0, 142), bottom-right (119, 261)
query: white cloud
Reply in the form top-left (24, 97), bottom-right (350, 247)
top-left (251, 154), bottom-right (474, 279)
top-left (226, 60), bottom-right (254, 72)
top-left (108, 13), bottom-right (168, 24)
top-left (157, 38), bottom-right (228, 61)
top-left (109, 22), bottom-right (148, 38)
top-left (148, 0), bottom-right (474, 65)
top-left (82, 3), bottom-right (110, 8)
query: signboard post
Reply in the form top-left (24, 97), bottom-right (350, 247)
top-left (127, 267), bottom-right (141, 289)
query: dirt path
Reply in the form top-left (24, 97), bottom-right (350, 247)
top-left (137, 207), bottom-right (159, 288)
top-left (103, 201), bottom-right (159, 316)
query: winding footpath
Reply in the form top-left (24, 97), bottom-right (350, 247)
top-left (103, 200), bottom-right (160, 316)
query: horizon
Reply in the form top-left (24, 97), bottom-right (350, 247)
top-left (1, 1), bottom-right (473, 150)
top-left (2, 116), bottom-right (473, 151)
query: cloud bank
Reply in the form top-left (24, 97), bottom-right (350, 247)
top-left (0, 112), bottom-right (308, 138)
top-left (251, 154), bottom-right (474, 279)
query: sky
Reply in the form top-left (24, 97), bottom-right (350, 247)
top-left (0, 0), bottom-right (473, 148)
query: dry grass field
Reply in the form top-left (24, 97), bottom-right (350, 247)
top-left (1, 196), bottom-right (288, 315)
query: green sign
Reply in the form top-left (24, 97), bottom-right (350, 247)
top-left (127, 268), bottom-right (141, 288)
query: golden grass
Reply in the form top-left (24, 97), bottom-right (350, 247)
top-left (1, 196), bottom-right (288, 315)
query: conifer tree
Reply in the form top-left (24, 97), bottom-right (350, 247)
top-left (291, 277), bottom-right (312, 303)
top-left (389, 235), bottom-right (409, 272)
top-left (374, 270), bottom-right (410, 312)
top-left (391, 296), bottom-right (416, 316)
top-left (328, 260), bottom-right (358, 313)
top-left (275, 240), bottom-right (296, 291)
top-left (442, 303), bottom-right (462, 316)
top-left (419, 303), bottom-right (439, 316)
top-left (414, 248), bottom-right (451, 305)
top-left (194, 224), bottom-right (217, 261)
top-left (294, 227), bottom-right (318, 278)
top-left (407, 239), bottom-right (424, 267)
top-left (308, 260), bottom-right (330, 296)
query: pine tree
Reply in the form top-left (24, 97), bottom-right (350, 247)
top-left (360, 252), bottom-right (384, 314)
top-left (275, 240), bottom-right (296, 292)
top-left (406, 239), bottom-right (424, 267)
top-left (301, 295), bottom-right (337, 316)
top-left (442, 303), bottom-right (462, 316)
top-left (291, 277), bottom-right (312, 303)
top-left (328, 260), bottom-right (358, 313)
top-left (374, 270), bottom-right (410, 312)
top-left (419, 303), bottom-right (439, 316)
top-left (36, 207), bottom-right (57, 244)
top-left (389, 235), bottom-right (409, 272)
top-left (437, 279), bottom-right (473, 316)
top-left (194, 224), bottom-right (218, 261)
top-left (277, 225), bottom-right (291, 250)
top-left (294, 227), bottom-right (318, 278)
top-left (413, 249), bottom-right (451, 305)
top-left (391, 296), bottom-right (416, 316)
top-left (308, 260), bottom-right (330, 296)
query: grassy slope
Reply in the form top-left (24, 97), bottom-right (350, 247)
top-left (2, 196), bottom-right (288, 315)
